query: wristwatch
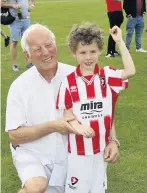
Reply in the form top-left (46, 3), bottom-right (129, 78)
top-left (108, 136), bottom-right (120, 148)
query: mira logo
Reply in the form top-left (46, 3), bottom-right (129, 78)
top-left (80, 101), bottom-right (102, 111)
top-left (80, 101), bottom-right (103, 120)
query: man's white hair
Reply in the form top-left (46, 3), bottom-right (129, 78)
top-left (21, 24), bottom-right (56, 55)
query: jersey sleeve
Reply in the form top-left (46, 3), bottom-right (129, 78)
top-left (56, 78), bottom-right (73, 110)
top-left (104, 66), bottom-right (128, 93)
top-left (5, 81), bottom-right (27, 132)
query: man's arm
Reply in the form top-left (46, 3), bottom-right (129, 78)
top-left (8, 118), bottom-right (74, 146)
top-left (1, 0), bottom-right (20, 9)
top-left (110, 26), bottom-right (136, 80)
top-left (123, 0), bottom-right (131, 16)
top-left (28, 0), bottom-right (35, 11)
top-left (29, 0), bottom-right (35, 5)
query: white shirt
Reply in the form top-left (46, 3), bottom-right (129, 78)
top-left (5, 62), bottom-right (75, 165)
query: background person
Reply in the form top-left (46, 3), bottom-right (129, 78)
top-left (0, 0), bottom-right (10, 47)
top-left (105, 0), bottom-right (124, 58)
top-left (56, 23), bottom-right (136, 193)
top-left (123, 0), bottom-right (147, 52)
top-left (1, 0), bottom-right (35, 71)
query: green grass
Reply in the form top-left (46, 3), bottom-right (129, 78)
top-left (1, 0), bottom-right (147, 192)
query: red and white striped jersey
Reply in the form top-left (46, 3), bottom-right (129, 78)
top-left (56, 64), bottom-right (128, 155)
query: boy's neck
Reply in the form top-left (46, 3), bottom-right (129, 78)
top-left (80, 65), bottom-right (95, 76)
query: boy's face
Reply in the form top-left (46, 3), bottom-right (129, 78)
top-left (73, 41), bottom-right (101, 71)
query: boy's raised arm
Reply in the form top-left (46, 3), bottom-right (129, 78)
top-left (110, 26), bottom-right (136, 80)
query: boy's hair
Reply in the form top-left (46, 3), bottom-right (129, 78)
top-left (67, 22), bottom-right (104, 53)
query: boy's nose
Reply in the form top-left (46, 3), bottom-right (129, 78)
top-left (86, 53), bottom-right (91, 59)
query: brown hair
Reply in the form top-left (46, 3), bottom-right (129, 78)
top-left (67, 22), bottom-right (104, 53)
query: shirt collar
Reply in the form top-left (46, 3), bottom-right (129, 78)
top-left (34, 62), bottom-right (60, 83)
top-left (75, 64), bottom-right (100, 77)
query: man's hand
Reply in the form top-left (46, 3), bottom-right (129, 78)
top-left (109, 25), bottom-right (123, 44)
top-left (143, 12), bottom-right (146, 17)
top-left (127, 14), bottom-right (133, 19)
top-left (12, 4), bottom-right (20, 9)
top-left (28, 4), bottom-right (34, 12)
top-left (53, 118), bottom-right (77, 135)
top-left (104, 141), bottom-right (119, 164)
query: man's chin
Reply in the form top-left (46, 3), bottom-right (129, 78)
top-left (42, 65), bottom-right (56, 71)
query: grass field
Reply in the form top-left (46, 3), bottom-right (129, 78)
top-left (1, 0), bottom-right (147, 192)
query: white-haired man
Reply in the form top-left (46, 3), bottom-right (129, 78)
top-left (5, 24), bottom-right (120, 193)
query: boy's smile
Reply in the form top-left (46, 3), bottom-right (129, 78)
top-left (74, 41), bottom-right (101, 75)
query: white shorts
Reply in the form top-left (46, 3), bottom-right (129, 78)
top-left (65, 152), bottom-right (107, 193)
top-left (12, 147), bottom-right (65, 193)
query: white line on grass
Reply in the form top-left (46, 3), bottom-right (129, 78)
top-left (1, 35), bottom-right (109, 57)
top-left (1, 34), bottom-right (110, 79)
top-left (36, 0), bottom-right (100, 4)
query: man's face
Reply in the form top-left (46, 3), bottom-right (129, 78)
top-left (74, 41), bottom-right (101, 72)
top-left (26, 28), bottom-right (57, 71)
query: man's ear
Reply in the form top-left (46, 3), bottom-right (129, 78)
top-left (24, 52), bottom-right (32, 64)
top-left (24, 52), bottom-right (30, 60)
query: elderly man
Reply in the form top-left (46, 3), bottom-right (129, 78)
top-left (5, 24), bottom-right (120, 193)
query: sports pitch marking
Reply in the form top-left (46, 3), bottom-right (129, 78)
top-left (36, 0), bottom-right (99, 4)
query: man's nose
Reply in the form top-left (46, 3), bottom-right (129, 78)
top-left (42, 46), bottom-right (48, 55)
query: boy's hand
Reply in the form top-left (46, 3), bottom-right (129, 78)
top-left (104, 141), bottom-right (119, 164)
top-left (76, 124), bottom-right (95, 138)
top-left (109, 25), bottom-right (123, 43)
top-left (69, 120), bottom-right (95, 138)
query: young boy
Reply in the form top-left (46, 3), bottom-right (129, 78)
top-left (56, 23), bottom-right (135, 193)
